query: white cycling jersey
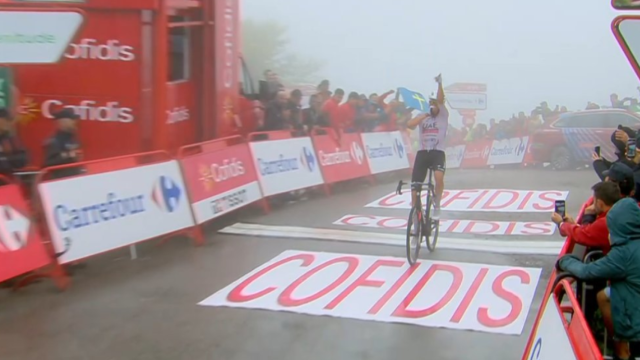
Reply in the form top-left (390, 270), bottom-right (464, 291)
top-left (418, 105), bottom-right (449, 151)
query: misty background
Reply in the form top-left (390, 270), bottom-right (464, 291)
top-left (242, 0), bottom-right (640, 126)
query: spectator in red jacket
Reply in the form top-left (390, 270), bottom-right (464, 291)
top-left (552, 181), bottom-right (621, 255)
top-left (322, 88), bottom-right (344, 130)
top-left (337, 92), bottom-right (360, 133)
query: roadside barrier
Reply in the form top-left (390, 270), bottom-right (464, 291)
top-left (520, 199), bottom-right (603, 360)
top-left (1, 129), bottom-right (599, 358)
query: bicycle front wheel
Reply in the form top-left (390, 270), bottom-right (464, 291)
top-left (405, 206), bottom-right (422, 265)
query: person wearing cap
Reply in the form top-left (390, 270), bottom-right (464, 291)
top-left (557, 197), bottom-right (640, 360)
top-left (43, 108), bottom-right (83, 178)
top-left (552, 181), bottom-right (621, 255)
top-left (0, 108), bottom-right (28, 181)
top-left (603, 162), bottom-right (636, 198)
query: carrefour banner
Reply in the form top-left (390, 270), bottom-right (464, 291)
top-left (249, 137), bottom-right (325, 196)
top-left (360, 131), bottom-right (410, 174)
top-left (38, 161), bottom-right (195, 264)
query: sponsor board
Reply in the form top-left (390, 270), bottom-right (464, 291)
top-left (38, 161), bottom-right (195, 263)
top-left (180, 143), bottom-right (262, 224)
top-left (200, 250), bottom-right (542, 335)
top-left (366, 189), bottom-right (569, 212)
top-left (333, 215), bottom-right (556, 236)
top-left (312, 132), bottom-right (370, 183)
top-left (461, 140), bottom-right (492, 168)
top-left (445, 144), bottom-right (466, 169)
top-left (0, 185), bottom-right (50, 281)
top-left (445, 92), bottom-right (488, 111)
top-left (249, 137), bottom-right (324, 196)
top-left (524, 295), bottom-right (577, 360)
top-left (487, 137), bottom-right (529, 165)
top-left (0, 11), bottom-right (84, 64)
top-left (360, 131), bottom-right (410, 174)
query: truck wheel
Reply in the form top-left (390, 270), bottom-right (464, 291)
top-left (551, 146), bottom-right (572, 170)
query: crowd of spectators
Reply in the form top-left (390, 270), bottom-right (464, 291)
top-left (551, 124), bottom-right (640, 360)
top-left (255, 71), bottom-right (414, 137)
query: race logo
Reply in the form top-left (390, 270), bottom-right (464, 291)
top-left (0, 205), bottom-right (29, 252)
top-left (167, 106), bottom-right (190, 124)
top-left (350, 142), bottom-right (364, 165)
top-left (394, 139), bottom-right (405, 159)
top-left (42, 100), bottom-right (134, 123)
top-left (151, 176), bottom-right (182, 213)
top-left (199, 159), bottom-right (245, 190)
top-left (299, 147), bottom-right (316, 172)
top-left (65, 39), bottom-right (135, 61)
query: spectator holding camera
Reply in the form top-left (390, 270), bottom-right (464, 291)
top-left (552, 181), bottom-right (621, 255)
top-left (593, 127), bottom-right (637, 181)
top-left (556, 197), bottom-right (640, 360)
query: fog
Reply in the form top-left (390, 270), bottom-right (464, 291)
top-left (243, 0), bottom-right (640, 126)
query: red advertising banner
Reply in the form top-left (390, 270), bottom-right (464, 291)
top-left (0, 184), bottom-right (50, 282)
top-left (461, 139), bottom-right (492, 168)
top-left (180, 143), bottom-right (263, 224)
top-left (312, 132), bottom-right (371, 183)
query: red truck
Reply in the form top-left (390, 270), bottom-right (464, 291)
top-left (0, 0), bottom-right (259, 166)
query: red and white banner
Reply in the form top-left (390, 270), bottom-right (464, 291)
top-left (523, 295), bottom-right (577, 360)
top-left (0, 184), bottom-right (50, 282)
top-left (461, 140), bottom-right (492, 168)
top-left (312, 133), bottom-right (370, 184)
top-left (366, 189), bottom-right (569, 212)
top-left (180, 143), bottom-right (263, 224)
top-left (199, 250), bottom-right (542, 335)
top-left (333, 215), bottom-right (556, 236)
top-left (445, 144), bottom-right (465, 169)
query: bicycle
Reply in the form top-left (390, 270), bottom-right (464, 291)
top-left (396, 168), bottom-right (440, 265)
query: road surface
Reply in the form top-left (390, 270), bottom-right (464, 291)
top-left (0, 168), bottom-right (594, 360)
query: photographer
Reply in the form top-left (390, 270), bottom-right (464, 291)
top-left (593, 127), bottom-right (637, 180)
top-left (556, 197), bottom-right (640, 360)
top-left (552, 181), bottom-right (621, 255)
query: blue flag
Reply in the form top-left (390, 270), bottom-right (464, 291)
top-left (398, 87), bottom-right (429, 113)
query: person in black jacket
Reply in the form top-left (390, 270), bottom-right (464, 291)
top-left (43, 108), bottom-right (83, 179)
top-left (0, 108), bottom-right (28, 183)
top-left (593, 126), bottom-right (637, 180)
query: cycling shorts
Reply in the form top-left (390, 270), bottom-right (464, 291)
top-left (411, 149), bottom-right (446, 183)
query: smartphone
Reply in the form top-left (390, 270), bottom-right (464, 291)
top-left (595, 146), bottom-right (601, 157)
top-left (555, 200), bottom-right (566, 218)
top-left (628, 138), bottom-right (637, 159)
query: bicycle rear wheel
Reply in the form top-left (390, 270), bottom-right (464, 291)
top-left (424, 189), bottom-right (440, 252)
top-left (405, 206), bottom-right (422, 265)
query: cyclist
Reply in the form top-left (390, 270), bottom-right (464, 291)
top-left (406, 74), bottom-right (448, 220)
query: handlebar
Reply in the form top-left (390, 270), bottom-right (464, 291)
top-left (396, 181), bottom-right (430, 195)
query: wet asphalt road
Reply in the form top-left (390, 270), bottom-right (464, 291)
top-left (0, 167), bottom-right (595, 360)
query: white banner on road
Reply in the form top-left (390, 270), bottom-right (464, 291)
top-left (38, 161), bottom-right (195, 264)
top-left (200, 250), bottom-right (541, 335)
top-left (250, 137), bottom-right (324, 196)
top-left (361, 131), bottom-right (410, 174)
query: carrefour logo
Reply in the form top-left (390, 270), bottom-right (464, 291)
top-left (151, 176), bottom-right (182, 213)
top-left (351, 142), bottom-right (364, 165)
top-left (515, 139), bottom-right (527, 156)
top-left (53, 193), bottom-right (146, 232)
top-left (53, 176), bottom-right (182, 232)
top-left (299, 147), bottom-right (317, 172)
top-left (394, 139), bottom-right (405, 159)
top-left (367, 143), bottom-right (394, 159)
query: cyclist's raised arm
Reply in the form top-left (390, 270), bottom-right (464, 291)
top-left (407, 113), bottom-right (428, 130)
top-left (436, 75), bottom-right (445, 105)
